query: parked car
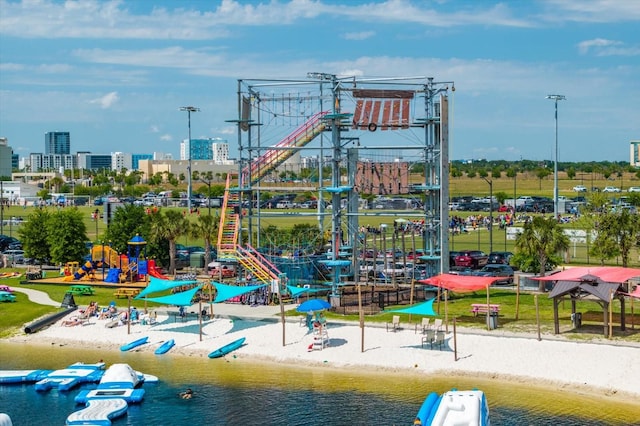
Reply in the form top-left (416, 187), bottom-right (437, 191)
top-left (473, 264), bottom-right (515, 285)
top-left (487, 251), bottom-right (514, 266)
top-left (367, 270), bottom-right (392, 283)
top-left (2, 249), bottom-right (25, 264)
top-left (602, 186), bottom-right (621, 193)
top-left (628, 187), bottom-right (640, 193)
top-left (573, 185), bottom-right (587, 192)
top-left (454, 250), bottom-right (488, 269)
top-left (449, 251), bottom-right (461, 268)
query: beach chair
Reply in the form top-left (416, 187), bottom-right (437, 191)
top-left (433, 318), bottom-right (443, 332)
top-left (431, 330), bottom-right (446, 350)
top-left (386, 315), bottom-right (400, 332)
top-left (415, 317), bottom-right (430, 334)
top-left (421, 329), bottom-right (435, 348)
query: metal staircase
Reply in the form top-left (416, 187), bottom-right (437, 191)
top-left (242, 111), bottom-right (329, 185)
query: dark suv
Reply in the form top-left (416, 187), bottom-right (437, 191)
top-left (487, 251), bottom-right (514, 265)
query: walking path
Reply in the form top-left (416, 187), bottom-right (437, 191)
top-left (11, 287), bottom-right (60, 307)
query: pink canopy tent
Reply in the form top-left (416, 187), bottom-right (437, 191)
top-left (535, 267), bottom-right (640, 284)
top-left (534, 266), bottom-right (640, 336)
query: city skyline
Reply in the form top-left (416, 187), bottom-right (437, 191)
top-left (0, 0), bottom-right (638, 163)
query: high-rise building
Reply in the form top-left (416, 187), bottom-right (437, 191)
top-left (132, 154), bottom-right (153, 170)
top-left (111, 152), bottom-right (132, 171)
top-left (181, 138), bottom-right (214, 160)
top-left (45, 131), bottom-right (70, 155)
top-left (630, 140), bottom-right (640, 167)
top-left (0, 137), bottom-right (12, 178)
top-left (212, 139), bottom-right (230, 164)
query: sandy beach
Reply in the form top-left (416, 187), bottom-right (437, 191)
top-left (6, 293), bottom-right (640, 403)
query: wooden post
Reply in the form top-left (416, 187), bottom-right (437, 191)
top-left (444, 290), bottom-right (449, 333)
top-left (453, 317), bottom-right (458, 362)
top-left (515, 274), bottom-right (520, 320)
top-left (608, 289), bottom-right (614, 339)
top-left (535, 294), bottom-right (541, 341)
top-left (199, 299), bottom-right (203, 342)
top-left (358, 283), bottom-right (364, 353)
top-left (279, 276), bottom-right (286, 347)
top-left (486, 285), bottom-right (491, 331)
top-left (127, 295), bottom-right (131, 335)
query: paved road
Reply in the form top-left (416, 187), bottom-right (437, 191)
top-left (11, 287), bottom-right (60, 307)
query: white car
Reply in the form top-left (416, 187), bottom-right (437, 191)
top-left (628, 187), bottom-right (640, 193)
top-left (602, 186), bottom-right (621, 193)
top-left (573, 185), bottom-right (587, 192)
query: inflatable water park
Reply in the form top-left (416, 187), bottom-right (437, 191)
top-left (0, 362), bottom-right (157, 426)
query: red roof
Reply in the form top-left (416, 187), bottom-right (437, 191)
top-left (534, 267), bottom-right (640, 283)
top-left (420, 274), bottom-right (498, 293)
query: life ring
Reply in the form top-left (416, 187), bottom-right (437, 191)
top-left (367, 122), bottom-right (377, 132)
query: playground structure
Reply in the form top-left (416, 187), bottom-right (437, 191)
top-left (79, 236), bottom-right (150, 284)
top-left (217, 73), bottom-right (453, 304)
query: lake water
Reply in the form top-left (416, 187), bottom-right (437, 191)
top-left (0, 342), bottom-right (638, 425)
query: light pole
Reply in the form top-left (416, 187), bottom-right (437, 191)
top-left (546, 94), bottom-right (565, 221)
top-left (483, 177), bottom-right (493, 253)
top-left (180, 106), bottom-right (200, 212)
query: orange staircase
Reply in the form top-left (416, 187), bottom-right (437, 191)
top-left (216, 174), bottom-right (240, 261)
top-left (236, 245), bottom-right (280, 284)
top-left (242, 111), bottom-right (329, 185)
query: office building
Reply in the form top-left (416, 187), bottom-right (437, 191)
top-left (45, 131), bottom-right (70, 155)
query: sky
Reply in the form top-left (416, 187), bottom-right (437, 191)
top-left (0, 0), bottom-right (639, 163)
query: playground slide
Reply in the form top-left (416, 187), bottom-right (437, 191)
top-left (148, 264), bottom-right (170, 280)
top-left (64, 261), bottom-right (96, 281)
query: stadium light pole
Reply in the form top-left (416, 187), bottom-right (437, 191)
top-left (180, 106), bottom-right (200, 212)
top-left (546, 95), bottom-right (565, 221)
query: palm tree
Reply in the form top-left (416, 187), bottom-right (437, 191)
top-left (149, 209), bottom-right (191, 275)
top-left (515, 216), bottom-right (569, 291)
top-left (190, 213), bottom-right (219, 271)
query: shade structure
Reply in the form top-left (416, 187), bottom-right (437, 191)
top-left (143, 284), bottom-right (202, 306)
top-left (213, 282), bottom-right (267, 303)
top-left (287, 285), bottom-right (327, 298)
top-left (420, 274), bottom-right (497, 293)
top-left (388, 298), bottom-right (436, 316)
top-left (534, 267), bottom-right (640, 284)
top-left (296, 298), bottom-right (331, 313)
top-left (135, 276), bottom-right (197, 299)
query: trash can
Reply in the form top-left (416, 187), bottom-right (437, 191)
top-left (189, 253), bottom-right (205, 268)
top-left (486, 312), bottom-right (498, 330)
top-left (571, 312), bottom-right (582, 328)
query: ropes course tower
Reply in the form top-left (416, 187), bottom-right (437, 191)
top-left (222, 73), bottom-right (454, 303)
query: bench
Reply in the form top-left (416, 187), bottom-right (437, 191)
top-left (0, 291), bottom-right (16, 302)
top-left (471, 303), bottom-right (500, 316)
top-left (113, 288), bottom-right (140, 298)
top-left (69, 285), bottom-right (95, 296)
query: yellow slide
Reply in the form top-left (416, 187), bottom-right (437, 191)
top-left (91, 246), bottom-right (129, 274)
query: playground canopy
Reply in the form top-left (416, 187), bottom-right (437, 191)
top-left (142, 284), bottom-right (202, 307)
top-left (135, 276), bottom-right (198, 299)
top-left (286, 285), bottom-right (327, 298)
top-left (388, 298), bottom-right (437, 316)
top-left (212, 282), bottom-right (267, 303)
top-left (419, 274), bottom-right (499, 292)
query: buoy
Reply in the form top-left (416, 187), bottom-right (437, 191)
top-left (368, 122), bottom-right (377, 132)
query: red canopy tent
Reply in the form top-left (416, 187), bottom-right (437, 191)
top-left (419, 274), bottom-right (505, 330)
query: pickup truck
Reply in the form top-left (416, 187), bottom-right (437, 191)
top-left (454, 250), bottom-right (488, 269)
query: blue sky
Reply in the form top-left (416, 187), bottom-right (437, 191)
top-left (0, 0), bottom-right (639, 163)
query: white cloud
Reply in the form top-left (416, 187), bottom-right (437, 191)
top-left (150, 125), bottom-right (160, 133)
top-left (90, 91), bottom-right (119, 109)
top-left (578, 38), bottom-right (640, 57)
top-left (160, 134), bottom-right (172, 141)
top-left (343, 31), bottom-right (375, 41)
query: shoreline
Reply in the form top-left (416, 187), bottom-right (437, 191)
top-left (5, 305), bottom-right (640, 404)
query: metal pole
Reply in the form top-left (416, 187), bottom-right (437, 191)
top-left (547, 95), bottom-right (565, 221)
top-left (180, 106), bottom-right (200, 212)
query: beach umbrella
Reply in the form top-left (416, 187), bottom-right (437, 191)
top-left (296, 298), bottom-right (330, 313)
